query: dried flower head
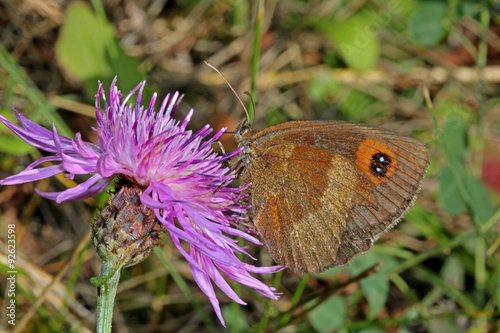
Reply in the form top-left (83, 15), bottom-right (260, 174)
top-left (0, 78), bottom-right (282, 325)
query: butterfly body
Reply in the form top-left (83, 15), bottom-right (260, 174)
top-left (232, 120), bottom-right (429, 274)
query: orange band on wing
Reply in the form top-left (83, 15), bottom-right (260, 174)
top-left (355, 139), bottom-right (396, 186)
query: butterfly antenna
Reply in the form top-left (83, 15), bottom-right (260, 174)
top-left (204, 61), bottom-right (250, 124)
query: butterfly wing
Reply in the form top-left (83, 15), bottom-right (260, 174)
top-left (241, 143), bottom-right (379, 273)
top-left (241, 121), bottom-right (429, 272)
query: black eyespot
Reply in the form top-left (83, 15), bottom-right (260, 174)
top-left (370, 152), bottom-right (392, 178)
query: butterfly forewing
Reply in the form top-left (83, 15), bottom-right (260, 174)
top-left (235, 120), bottom-right (429, 273)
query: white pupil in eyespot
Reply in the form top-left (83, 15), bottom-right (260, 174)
top-left (379, 157), bottom-right (385, 162)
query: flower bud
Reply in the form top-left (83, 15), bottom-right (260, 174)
top-left (92, 182), bottom-right (160, 267)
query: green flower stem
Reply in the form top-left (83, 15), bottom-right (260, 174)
top-left (248, 0), bottom-right (264, 124)
top-left (96, 261), bottom-right (122, 333)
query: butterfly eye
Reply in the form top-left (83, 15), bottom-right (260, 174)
top-left (235, 120), bottom-right (252, 138)
top-left (241, 124), bottom-right (251, 134)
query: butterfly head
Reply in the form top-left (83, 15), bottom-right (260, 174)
top-left (234, 118), bottom-right (254, 145)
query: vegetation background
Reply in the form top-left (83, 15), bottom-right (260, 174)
top-left (0, 0), bottom-right (499, 332)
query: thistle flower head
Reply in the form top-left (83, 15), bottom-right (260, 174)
top-left (0, 78), bottom-right (282, 325)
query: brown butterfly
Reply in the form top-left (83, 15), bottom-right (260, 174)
top-left (231, 119), bottom-right (429, 274)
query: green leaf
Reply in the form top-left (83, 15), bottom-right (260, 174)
top-left (357, 329), bottom-right (388, 333)
top-left (405, 204), bottom-right (449, 242)
top-left (308, 295), bottom-right (346, 332)
top-left (337, 88), bottom-right (379, 122)
top-left (56, 3), bottom-right (114, 82)
top-left (493, 266), bottom-right (500, 309)
top-left (360, 272), bottom-right (389, 319)
top-left (307, 76), bottom-right (381, 122)
top-left (457, 1), bottom-right (481, 18)
top-left (442, 117), bottom-right (468, 166)
top-left (311, 11), bottom-right (380, 70)
top-left (438, 166), bottom-right (466, 216)
top-left (90, 276), bottom-right (108, 287)
top-left (307, 76), bottom-right (339, 103)
top-left (440, 254), bottom-right (465, 290)
top-left (347, 250), bottom-right (399, 276)
top-left (221, 305), bottom-right (249, 332)
top-left (346, 251), bottom-right (380, 277)
top-left (409, 1), bottom-right (447, 46)
top-left (0, 134), bottom-right (36, 155)
top-left (263, 108), bottom-right (288, 127)
top-left (464, 176), bottom-right (496, 225)
top-left (55, 2), bottom-right (141, 99)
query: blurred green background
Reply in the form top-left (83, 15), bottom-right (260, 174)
top-left (0, 0), bottom-right (499, 332)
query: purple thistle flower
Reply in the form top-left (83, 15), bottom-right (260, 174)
top-left (0, 78), bottom-right (282, 326)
